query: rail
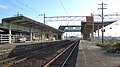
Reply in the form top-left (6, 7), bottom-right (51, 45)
top-left (61, 40), bottom-right (78, 67)
top-left (0, 40), bottom-right (73, 67)
top-left (44, 39), bottom-right (79, 67)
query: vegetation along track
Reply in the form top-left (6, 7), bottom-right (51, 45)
top-left (0, 40), bottom-right (76, 67)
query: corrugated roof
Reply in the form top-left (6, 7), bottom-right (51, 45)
top-left (2, 16), bottom-right (64, 33)
top-left (81, 21), bottom-right (116, 34)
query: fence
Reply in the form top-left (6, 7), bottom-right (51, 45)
top-left (0, 34), bottom-right (21, 44)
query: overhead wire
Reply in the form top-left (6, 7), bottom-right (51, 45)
top-left (14, 0), bottom-right (40, 15)
top-left (3, 0), bottom-right (37, 17)
top-left (58, 0), bottom-right (68, 15)
top-left (14, 0), bottom-right (45, 23)
top-left (58, 0), bottom-right (69, 25)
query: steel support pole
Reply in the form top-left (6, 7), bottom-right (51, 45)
top-left (98, 2), bottom-right (106, 43)
top-left (9, 22), bottom-right (12, 44)
top-left (44, 13), bottom-right (45, 24)
top-left (98, 25), bottom-right (100, 38)
top-left (98, 25), bottom-right (100, 42)
top-left (41, 30), bottom-right (42, 41)
top-left (30, 28), bottom-right (32, 42)
top-left (91, 13), bottom-right (94, 42)
top-left (102, 2), bottom-right (104, 43)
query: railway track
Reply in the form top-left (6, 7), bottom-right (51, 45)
top-left (44, 39), bottom-right (80, 67)
top-left (0, 40), bottom-right (77, 67)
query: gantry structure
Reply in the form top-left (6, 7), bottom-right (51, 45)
top-left (45, 15), bottom-right (116, 40)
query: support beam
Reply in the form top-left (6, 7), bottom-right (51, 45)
top-left (98, 25), bottom-right (100, 38)
top-left (44, 13), bottom-right (45, 24)
top-left (83, 33), bottom-right (90, 40)
top-left (91, 13), bottom-right (94, 42)
top-left (30, 28), bottom-right (33, 42)
top-left (58, 33), bottom-right (62, 40)
top-left (40, 29), bottom-right (43, 41)
top-left (9, 22), bottom-right (12, 44)
top-left (97, 25), bottom-right (100, 42)
top-left (56, 34), bottom-right (59, 40)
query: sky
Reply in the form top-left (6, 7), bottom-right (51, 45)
top-left (0, 0), bottom-right (120, 37)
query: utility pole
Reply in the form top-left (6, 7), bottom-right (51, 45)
top-left (43, 13), bottom-right (45, 24)
top-left (98, 2), bottom-right (107, 43)
top-left (39, 13), bottom-right (45, 24)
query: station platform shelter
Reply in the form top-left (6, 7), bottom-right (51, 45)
top-left (0, 16), bottom-right (64, 44)
top-left (81, 20), bottom-right (116, 40)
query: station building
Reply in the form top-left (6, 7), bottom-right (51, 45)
top-left (81, 21), bottom-right (115, 40)
top-left (0, 16), bottom-right (64, 44)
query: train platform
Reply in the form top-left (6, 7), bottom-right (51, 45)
top-left (0, 40), bottom-right (63, 61)
top-left (0, 40), bottom-right (61, 46)
top-left (76, 40), bottom-right (120, 67)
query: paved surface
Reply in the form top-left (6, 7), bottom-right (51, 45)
top-left (76, 40), bottom-right (120, 67)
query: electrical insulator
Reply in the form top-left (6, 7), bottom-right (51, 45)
top-left (101, 29), bottom-right (105, 32)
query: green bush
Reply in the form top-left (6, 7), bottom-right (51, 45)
top-left (106, 43), bottom-right (120, 53)
top-left (106, 46), bottom-right (116, 53)
top-left (96, 42), bottom-right (109, 49)
top-left (96, 42), bottom-right (120, 53)
top-left (113, 43), bottom-right (120, 52)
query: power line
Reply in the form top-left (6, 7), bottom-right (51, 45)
top-left (58, 0), bottom-right (69, 25)
top-left (14, 0), bottom-right (40, 15)
top-left (58, 0), bottom-right (68, 15)
top-left (3, 0), bottom-right (37, 16)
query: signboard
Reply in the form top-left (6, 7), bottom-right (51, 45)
top-left (85, 16), bottom-right (93, 33)
top-left (86, 16), bottom-right (93, 23)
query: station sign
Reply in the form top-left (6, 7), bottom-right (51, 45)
top-left (86, 16), bottom-right (93, 23)
top-left (84, 16), bottom-right (93, 33)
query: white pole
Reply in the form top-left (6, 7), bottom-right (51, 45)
top-left (30, 28), bottom-right (32, 42)
top-left (9, 23), bottom-right (12, 44)
top-left (91, 13), bottom-right (94, 42)
top-left (98, 25), bottom-right (100, 42)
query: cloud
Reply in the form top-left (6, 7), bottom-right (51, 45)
top-left (0, 4), bottom-right (7, 9)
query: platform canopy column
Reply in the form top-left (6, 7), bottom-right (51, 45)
top-left (30, 28), bottom-right (33, 42)
top-left (58, 33), bottom-right (63, 40)
top-left (97, 25), bottom-right (100, 38)
top-left (56, 33), bottom-right (59, 40)
top-left (9, 22), bottom-right (12, 44)
top-left (83, 33), bottom-right (90, 40)
top-left (91, 32), bottom-right (94, 41)
top-left (48, 31), bottom-right (52, 41)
